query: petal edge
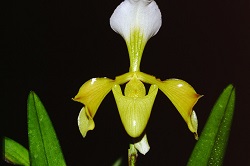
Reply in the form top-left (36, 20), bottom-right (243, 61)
top-left (78, 107), bottom-right (95, 137)
top-left (157, 79), bottom-right (202, 137)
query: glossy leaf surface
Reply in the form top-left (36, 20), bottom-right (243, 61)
top-left (27, 91), bottom-right (66, 166)
top-left (187, 84), bottom-right (235, 165)
top-left (3, 137), bottom-right (30, 166)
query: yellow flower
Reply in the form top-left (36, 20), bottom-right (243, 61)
top-left (73, 0), bottom-right (202, 155)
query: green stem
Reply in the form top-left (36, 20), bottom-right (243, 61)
top-left (128, 144), bottom-right (138, 166)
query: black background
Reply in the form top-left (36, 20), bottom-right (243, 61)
top-left (3, 0), bottom-right (250, 165)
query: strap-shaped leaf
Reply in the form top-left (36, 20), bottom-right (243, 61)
top-left (187, 84), bottom-right (235, 165)
top-left (3, 137), bottom-right (30, 166)
top-left (28, 91), bottom-right (66, 166)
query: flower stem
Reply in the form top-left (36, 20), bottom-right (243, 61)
top-left (128, 144), bottom-right (138, 166)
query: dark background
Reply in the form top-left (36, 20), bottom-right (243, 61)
top-left (3, 0), bottom-right (250, 165)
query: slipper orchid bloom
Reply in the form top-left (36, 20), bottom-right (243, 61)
top-left (73, 0), bottom-right (202, 155)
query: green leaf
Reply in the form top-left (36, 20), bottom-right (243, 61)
top-left (3, 137), bottom-right (30, 166)
top-left (27, 91), bottom-right (66, 166)
top-left (112, 156), bottom-right (123, 166)
top-left (187, 84), bottom-right (235, 166)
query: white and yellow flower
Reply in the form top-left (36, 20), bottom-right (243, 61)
top-left (73, 0), bottom-right (202, 155)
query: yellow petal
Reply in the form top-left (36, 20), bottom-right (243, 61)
top-left (78, 107), bottom-right (95, 137)
top-left (134, 134), bottom-right (150, 155)
top-left (73, 78), bottom-right (114, 118)
top-left (112, 78), bottom-right (158, 138)
top-left (157, 79), bottom-right (202, 137)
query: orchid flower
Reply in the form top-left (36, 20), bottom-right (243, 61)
top-left (73, 0), bottom-right (202, 155)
